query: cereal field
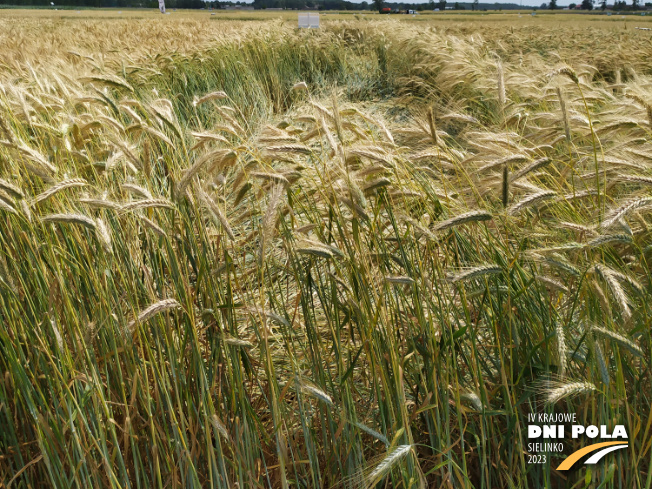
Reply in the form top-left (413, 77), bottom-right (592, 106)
top-left (0, 9), bottom-right (651, 488)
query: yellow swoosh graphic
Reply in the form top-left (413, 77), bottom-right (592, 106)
top-left (556, 441), bottom-right (628, 471)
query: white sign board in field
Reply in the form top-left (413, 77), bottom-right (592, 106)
top-left (298, 13), bottom-right (320, 28)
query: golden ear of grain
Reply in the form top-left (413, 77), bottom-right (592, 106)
top-left (592, 326), bottom-right (643, 357)
top-left (122, 199), bottom-right (174, 212)
top-left (0, 178), bottom-right (24, 199)
top-left (555, 322), bottom-right (567, 379)
top-left (507, 190), bottom-right (556, 215)
top-left (448, 265), bottom-right (502, 284)
top-left (41, 213), bottom-right (96, 229)
top-left (557, 87), bottom-right (572, 141)
top-left (258, 184), bottom-right (284, 263)
top-left (296, 379), bottom-right (333, 405)
top-left (544, 381), bottom-right (596, 405)
top-left (33, 178), bottom-right (87, 205)
top-left (139, 216), bottom-right (167, 237)
top-left (367, 445), bottom-right (413, 488)
top-left (433, 210), bottom-right (492, 232)
top-left (0, 196), bottom-right (18, 215)
top-left (502, 164), bottom-right (509, 208)
top-left (95, 218), bottom-right (112, 254)
top-left (199, 190), bottom-right (235, 241)
top-left (601, 197), bottom-right (652, 230)
top-left (193, 91), bottom-right (228, 106)
top-left (496, 60), bottom-right (506, 108)
top-left (81, 74), bottom-right (134, 92)
top-left (121, 183), bottom-right (152, 200)
top-left (79, 198), bottom-right (123, 211)
top-left (127, 298), bottom-right (180, 332)
top-left (550, 66), bottom-right (579, 84)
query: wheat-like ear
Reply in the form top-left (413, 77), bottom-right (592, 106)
top-left (556, 87), bottom-right (571, 142)
top-left (544, 381), bottom-right (596, 405)
top-left (559, 221), bottom-right (597, 236)
top-left (79, 198), bottom-right (123, 211)
top-left (352, 421), bottom-right (389, 446)
top-left (259, 184), bottom-right (284, 263)
top-left (0, 178), bottom-right (24, 199)
top-left (199, 190), bottom-right (235, 241)
top-left (502, 164), bottom-right (509, 208)
top-left (95, 218), bottom-right (112, 254)
top-left (434, 210), bottom-right (493, 232)
top-left (139, 216), bottom-right (167, 237)
top-left (32, 178), bottom-right (87, 206)
top-left (292, 81), bottom-right (308, 91)
top-left (496, 60), bottom-right (506, 108)
top-left (121, 183), bottom-right (152, 199)
top-left (593, 341), bottom-right (610, 386)
top-left (193, 91), bottom-right (228, 106)
top-left (297, 239), bottom-right (344, 259)
top-left (224, 335), bottom-right (254, 348)
top-left (550, 66), bottom-right (579, 84)
top-left (593, 264), bottom-right (633, 320)
top-left (250, 172), bottom-right (290, 186)
top-left (385, 276), bottom-right (415, 285)
top-left (586, 234), bottom-right (632, 248)
top-left (0, 113), bottom-right (14, 143)
top-left (427, 106), bottom-right (439, 146)
top-left (296, 378), bottom-right (333, 405)
top-left (449, 265), bottom-right (502, 283)
top-left (626, 93), bottom-right (652, 127)
top-left (42, 213), bottom-right (96, 229)
top-left (366, 445), bottom-right (413, 488)
top-left (510, 158), bottom-right (551, 183)
top-left (556, 322), bottom-right (567, 379)
top-left (618, 174), bottom-right (652, 186)
top-left (592, 326), bottom-right (644, 357)
top-left (177, 149), bottom-right (233, 198)
top-left (0, 196), bottom-right (18, 215)
top-left (534, 275), bottom-right (568, 294)
top-left (507, 190), bottom-right (556, 215)
top-left (210, 414), bottom-right (231, 442)
top-left (460, 392), bottom-right (484, 411)
top-left (602, 197), bottom-right (652, 230)
top-left (122, 199), bottom-right (174, 212)
top-left (127, 298), bottom-right (180, 332)
top-left (82, 74), bottom-right (134, 92)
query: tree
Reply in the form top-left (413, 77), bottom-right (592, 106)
top-left (472, 0), bottom-right (478, 9)
top-left (549, 0), bottom-right (556, 9)
top-left (632, 0), bottom-right (639, 9)
top-left (568, 2), bottom-right (576, 7)
top-left (372, 0), bottom-right (383, 11)
top-left (581, 0), bottom-right (592, 8)
top-left (540, 2), bottom-right (547, 7)
top-left (438, 0), bottom-right (446, 8)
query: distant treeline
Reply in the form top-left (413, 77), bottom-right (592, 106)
top-left (0, 0), bottom-right (205, 7)
top-left (251, 0), bottom-right (525, 9)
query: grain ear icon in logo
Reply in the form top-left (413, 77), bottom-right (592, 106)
top-left (556, 441), bottom-right (628, 471)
